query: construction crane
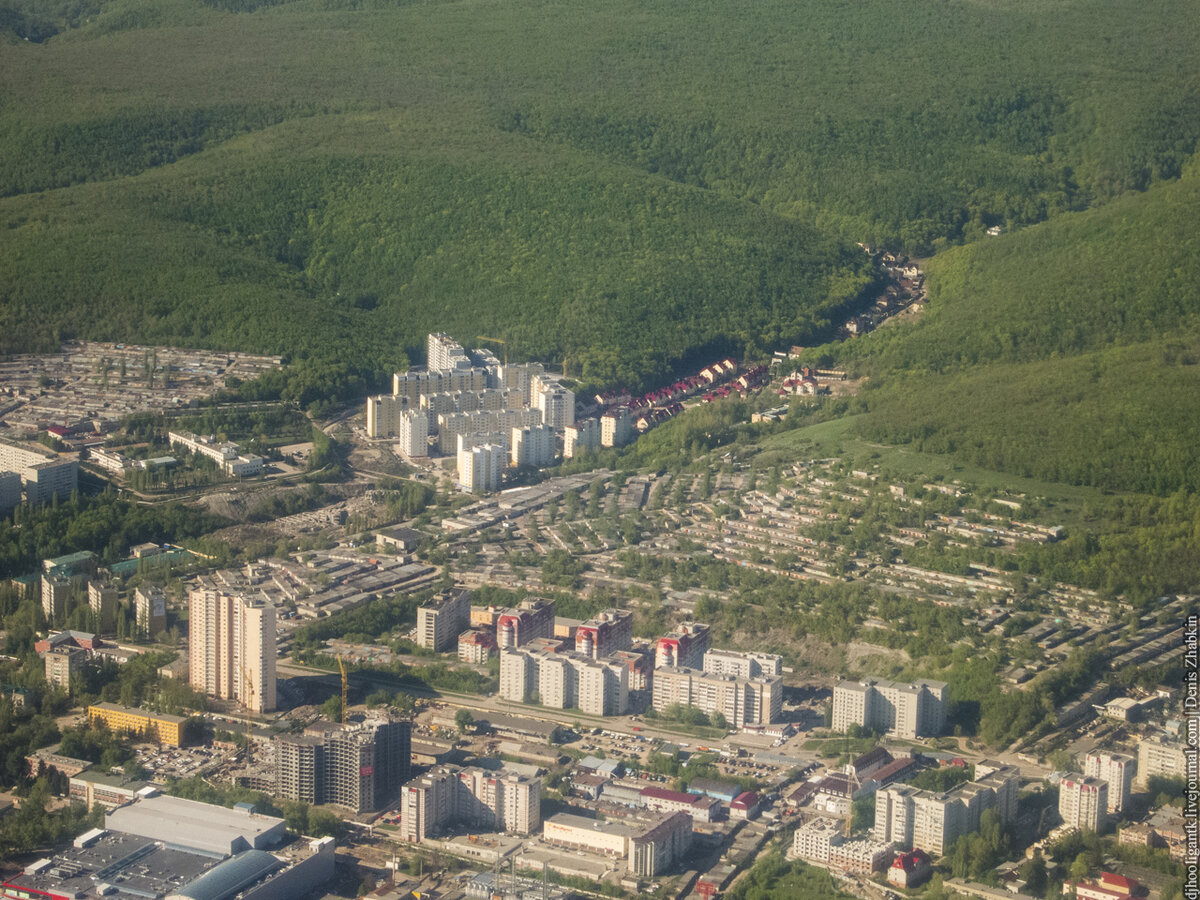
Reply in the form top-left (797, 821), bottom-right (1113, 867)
top-left (337, 656), bottom-right (348, 724)
top-left (476, 336), bottom-right (508, 366)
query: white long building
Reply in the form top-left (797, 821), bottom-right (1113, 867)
top-left (874, 764), bottom-right (1019, 856)
top-left (399, 765), bottom-right (541, 842)
top-left (832, 677), bottom-right (947, 739)
top-left (0, 440), bottom-right (78, 506)
top-left (169, 431), bottom-right (263, 476)
top-left (651, 666), bottom-right (781, 728)
top-left (500, 648), bottom-right (629, 716)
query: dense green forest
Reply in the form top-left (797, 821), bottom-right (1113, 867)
top-left (841, 162), bottom-right (1200, 497)
top-left (1, 0), bottom-right (1197, 392)
top-left (0, 0), bottom-right (1197, 520)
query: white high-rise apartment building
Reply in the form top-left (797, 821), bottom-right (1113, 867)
top-left (874, 765), bottom-right (1018, 855)
top-left (499, 648), bottom-right (629, 716)
top-left (651, 667), bottom-right (781, 728)
top-left (496, 362), bottom-right (545, 406)
top-left (396, 409), bottom-right (429, 458)
top-left (399, 765), bottom-right (540, 841)
top-left (366, 394), bottom-right (404, 438)
top-left (537, 383), bottom-right (575, 430)
top-left (0, 440), bottom-right (78, 506)
top-left (457, 442), bottom-right (504, 493)
top-left (832, 678), bottom-right (947, 739)
top-left (564, 418), bottom-right (601, 458)
top-left (600, 406), bottom-right (634, 448)
top-left (702, 649), bottom-right (783, 679)
top-left (1084, 751), bottom-right (1135, 813)
top-left (1058, 776), bottom-right (1107, 832)
top-left (427, 333), bottom-right (473, 372)
top-left (511, 423), bottom-right (555, 468)
top-left (416, 588), bottom-right (471, 652)
top-left (1137, 734), bottom-right (1187, 786)
top-left (188, 587), bottom-right (276, 712)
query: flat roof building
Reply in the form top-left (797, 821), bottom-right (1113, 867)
top-left (400, 765), bottom-right (541, 842)
top-left (1059, 775), bottom-right (1108, 833)
top-left (652, 666), bottom-right (781, 728)
top-left (417, 587), bottom-right (471, 652)
top-left (106, 793), bottom-right (287, 855)
top-left (188, 587), bottom-right (276, 713)
top-left (1085, 751), bottom-right (1135, 814)
top-left (875, 764), bottom-right (1019, 856)
top-left (88, 702), bottom-right (187, 747)
top-left (655, 622), bottom-right (711, 670)
top-left (833, 677), bottom-right (948, 739)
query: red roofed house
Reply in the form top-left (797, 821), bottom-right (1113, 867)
top-left (1072, 872), bottom-right (1140, 900)
top-left (887, 849), bottom-right (932, 888)
top-left (641, 786), bottom-right (719, 822)
top-left (729, 791), bottom-right (760, 820)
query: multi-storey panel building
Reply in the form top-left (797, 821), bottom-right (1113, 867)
top-left (0, 440), bottom-right (78, 506)
top-left (875, 764), bottom-right (1020, 856)
top-left (1085, 751), bottom-right (1135, 813)
top-left (833, 678), bottom-right (948, 739)
top-left (134, 585), bottom-right (167, 638)
top-left (1059, 776), bottom-right (1108, 832)
top-left (600, 407), bottom-right (635, 448)
top-left (457, 442), bottom-right (504, 493)
top-left (495, 599), bottom-right (555, 649)
top-left (88, 581), bottom-right (118, 634)
top-left (563, 418), bottom-right (601, 458)
top-left (416, 588), bottom-right (471, 652)
top-left (274, 717), bottom-right (411, 814)
top-left (44, 645), bottom-right (87, 689)
top-left (399, 765), bottom-right (540, 841)
top-left (702, 649), bottom-right (783, 679)
top-left (511, 423), bottom-right (555, 468)
top-left (188, 587), bottom-right (276, 712)
top-left (655, 623), bottom-right (711, 670)
top-left (1137, 734), bottom-right (1186, 786)
top-left (575, 609), bottom-right (633, 659)
top-left (396, 408), bottom-right (429, 458)
top-left (651, 667), bottom-right (781, 729)
top-left (499, 648), bottom-right (628, 716)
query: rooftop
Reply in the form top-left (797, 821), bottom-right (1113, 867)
top-left (105, 794), bottom-right (286, 856)
top-left (1, 831), bottom-right (217, 900)
top-left (641, 786), bottom-right (701, 805)
top-left (91, 702), bottom-right (187, 724)
top-left (546, 813), bottom-right (632, 837)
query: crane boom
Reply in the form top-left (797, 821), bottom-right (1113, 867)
top-left (337, 656), bottom-right (348, 724)
top-left (239, 664), bottom-right (256, 767)
top-left (476, 336), bottom-right (508, 365)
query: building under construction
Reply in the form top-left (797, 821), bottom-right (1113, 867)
top-left (274, 715), bottom-right (412, 814)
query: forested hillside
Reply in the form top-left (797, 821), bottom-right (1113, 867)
top-left (1, 0), bottom-right (1197, 394)
top-left (844, 161), bottom-right (1200, 496)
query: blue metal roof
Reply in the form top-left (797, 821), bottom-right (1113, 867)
top-left (168, 849), bottom-right (281, 900)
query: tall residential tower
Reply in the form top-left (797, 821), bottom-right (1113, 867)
top-left (188, 587), bottom-right (276, 713)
